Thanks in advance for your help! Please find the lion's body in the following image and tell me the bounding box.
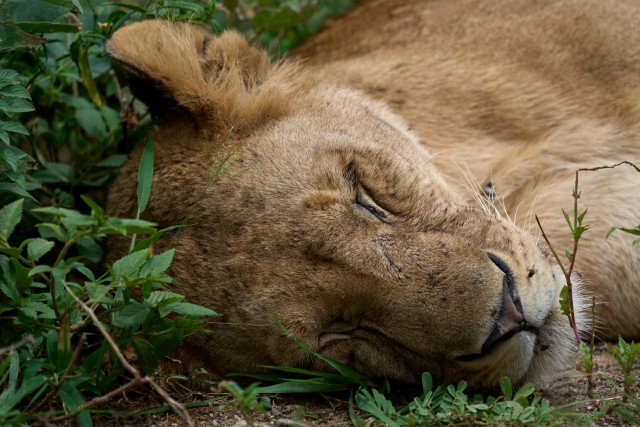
[105,0,639,388]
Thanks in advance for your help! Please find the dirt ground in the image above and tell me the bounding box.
[95,342,638,427]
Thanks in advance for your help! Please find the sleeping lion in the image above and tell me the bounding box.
[105,0,640,389]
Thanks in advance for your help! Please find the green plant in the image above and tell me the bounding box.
[221,380,272,426]
[0,0,360,424]
[608,394,640,425]
[350,373,576,427]
[605,337,640,401]
[0,69,37,206]
[536,163,640,396]
[0,133,216,425]
[535,169,587,346]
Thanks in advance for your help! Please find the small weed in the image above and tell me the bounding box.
[220,381,271,426]
[537,162,640,425]
[350,373,570,426]
[605,337,640,401]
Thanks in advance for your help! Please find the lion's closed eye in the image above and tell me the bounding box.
[356,188,388,221]
[343,163,389,221]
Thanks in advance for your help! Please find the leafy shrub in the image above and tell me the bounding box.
[0,0,354,424]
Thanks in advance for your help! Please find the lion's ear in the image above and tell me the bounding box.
[106,21,274,131]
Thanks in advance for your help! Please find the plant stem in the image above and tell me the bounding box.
[54,281,194,427]
[535,215,581,344]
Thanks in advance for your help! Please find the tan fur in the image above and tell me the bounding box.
[105,0,639,388]
[296,0,640,339]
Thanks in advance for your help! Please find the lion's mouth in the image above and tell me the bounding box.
[455,327,537,362]
[456,253,538,361]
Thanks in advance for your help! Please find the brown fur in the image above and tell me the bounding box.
[105,0,639,388]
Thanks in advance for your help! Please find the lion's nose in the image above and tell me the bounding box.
[483,253,527,352]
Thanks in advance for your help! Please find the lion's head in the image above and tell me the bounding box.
[106,21,581,389]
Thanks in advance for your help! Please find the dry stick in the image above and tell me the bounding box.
[0,334,35,355]
[37,282,195,427]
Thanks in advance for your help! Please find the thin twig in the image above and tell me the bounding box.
[535,215,581,344]
[577,160,640,175]
[0,334,36,355]
[34,282,195,426]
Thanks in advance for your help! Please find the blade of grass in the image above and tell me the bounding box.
[130,136,154,253]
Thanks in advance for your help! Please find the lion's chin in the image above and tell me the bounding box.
[443,330,537,389]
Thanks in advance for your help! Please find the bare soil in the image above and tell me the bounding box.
[95,342,639,426]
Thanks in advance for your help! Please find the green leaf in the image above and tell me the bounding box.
[112,303,150,328]
[75,106,106,140]
[0,182,38,202]
[0,143,18,170]
[136,137,154,215]
[159,302,217,318]
[421,372,433,394]
[86,283,111,304]
[58,382,92,427]
[100,105,121,134]
[27,238,55,262]
[355,390,399,427]
[111,249,148,282]
[96,154,128,168]
[577,209,588,225]
[145,290,183,307]
[140,249,174,277]
[28,265,52,277]
[12,22,80,34]
[42,0,83,14]
[500,376,513,400]
[257,379,349,394]
[0,276,19,300]
[132,338,158,374]
[619,226,640,236]
[565,250,573,262]
[5,97,35,113]
[512,383,535,402]
[36,162,74,183]
[77,43,102,106]
[80,195,104,216]
[76,236,102,264]
[0,198,23,240]
[0,24,47,51]
[0,120,29,135]
[0,84,31,99]
[0,69,19,81]
[20,301,55,318]
[10,258,31,291]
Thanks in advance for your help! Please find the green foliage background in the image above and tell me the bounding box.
[0,0,353,425]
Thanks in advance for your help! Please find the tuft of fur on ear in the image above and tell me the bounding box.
[106,20,293,135]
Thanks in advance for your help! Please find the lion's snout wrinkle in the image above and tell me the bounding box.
[105,0,640,390]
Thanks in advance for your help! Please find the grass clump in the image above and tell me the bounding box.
[352,374,563,427]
